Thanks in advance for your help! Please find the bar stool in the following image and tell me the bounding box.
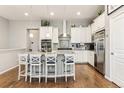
[64,53,75,82]
[29,53,42,83]
[45,53,57,83]
[18,53,29,81]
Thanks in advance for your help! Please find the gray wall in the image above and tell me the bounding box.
[0,16,9,48]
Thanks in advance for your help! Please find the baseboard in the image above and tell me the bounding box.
[0,65,18,75]
[105,75,112,82]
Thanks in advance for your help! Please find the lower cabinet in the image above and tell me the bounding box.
[74,50,88,63]
[87,51,94,66]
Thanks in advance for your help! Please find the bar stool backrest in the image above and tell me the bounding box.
[46,53,57,64]
[30,54,41,64]
[65,54,75,63]
[18,54,28,64]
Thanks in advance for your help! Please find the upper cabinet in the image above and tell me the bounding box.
[40,27,53,39]
[40,26,59,43]
[71,27,82,43]
[52,27,59,43]
[71,27,90,43]
[91,12,105,33]
[86,25,92,43]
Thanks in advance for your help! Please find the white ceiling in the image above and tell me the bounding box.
[0,5,104,21]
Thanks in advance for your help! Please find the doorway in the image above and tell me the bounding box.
[27,29,39,51]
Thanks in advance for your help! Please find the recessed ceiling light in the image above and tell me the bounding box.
[76,12,81,16]
[24,12,29,16]
[50,12,54,16]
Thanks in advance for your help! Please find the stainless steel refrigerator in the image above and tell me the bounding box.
[94,30,105,75]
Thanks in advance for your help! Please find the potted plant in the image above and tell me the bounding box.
[41,20,50,26]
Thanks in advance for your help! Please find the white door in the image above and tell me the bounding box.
[110,10,124,87]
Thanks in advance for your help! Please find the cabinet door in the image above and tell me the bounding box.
[82,51,88,62]
[80,28,86,43]
[40,28,46,40]
[87,51,94,66]
[85,26,91,43]
[89,51,94,66]
[71,27,88,43]
[74,51,79,63]
[96,12,105,31]
[40,27,52,39]
[52,27,58,43]
[75,51,88,63]
[91,23,96,34]
[71,28,81,43]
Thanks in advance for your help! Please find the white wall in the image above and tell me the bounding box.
[9,20,40,48]
[0,49,25,74]
[105,6,110,78]
[0,16,9,48]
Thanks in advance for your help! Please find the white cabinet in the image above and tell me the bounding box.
[71,27,89,43]
[91,22,97,34]
[52,27,59,43]
[75,50,87,63]
[40,27,59,43]
[91,12,105,34]
[71,28,81,43]
[86,25,92,43]
[96,12,105,31]
[87,51,94,66]
[80,28,87,43]
[40,27,52,39]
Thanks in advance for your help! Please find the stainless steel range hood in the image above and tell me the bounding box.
[58,20,71,48]
[59,20,71,38]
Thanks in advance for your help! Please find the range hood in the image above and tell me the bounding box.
[58,20,71,48]
[59,20,70,38]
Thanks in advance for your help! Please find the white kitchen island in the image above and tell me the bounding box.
[23,50,75,78]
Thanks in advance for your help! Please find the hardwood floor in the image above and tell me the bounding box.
[0,64,119,88]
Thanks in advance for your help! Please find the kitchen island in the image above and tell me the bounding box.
[21,50,75,78]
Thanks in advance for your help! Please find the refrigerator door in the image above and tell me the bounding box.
[96,39,105,75]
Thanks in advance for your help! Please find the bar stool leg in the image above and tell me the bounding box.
[55,65,56,83]
[39,65,41,83]
[45,65,47,83]
[43,64,44,79]
[65,64,67,82]
[30,65,32,83]
[25,64,27,82]
[73,64,75,81]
